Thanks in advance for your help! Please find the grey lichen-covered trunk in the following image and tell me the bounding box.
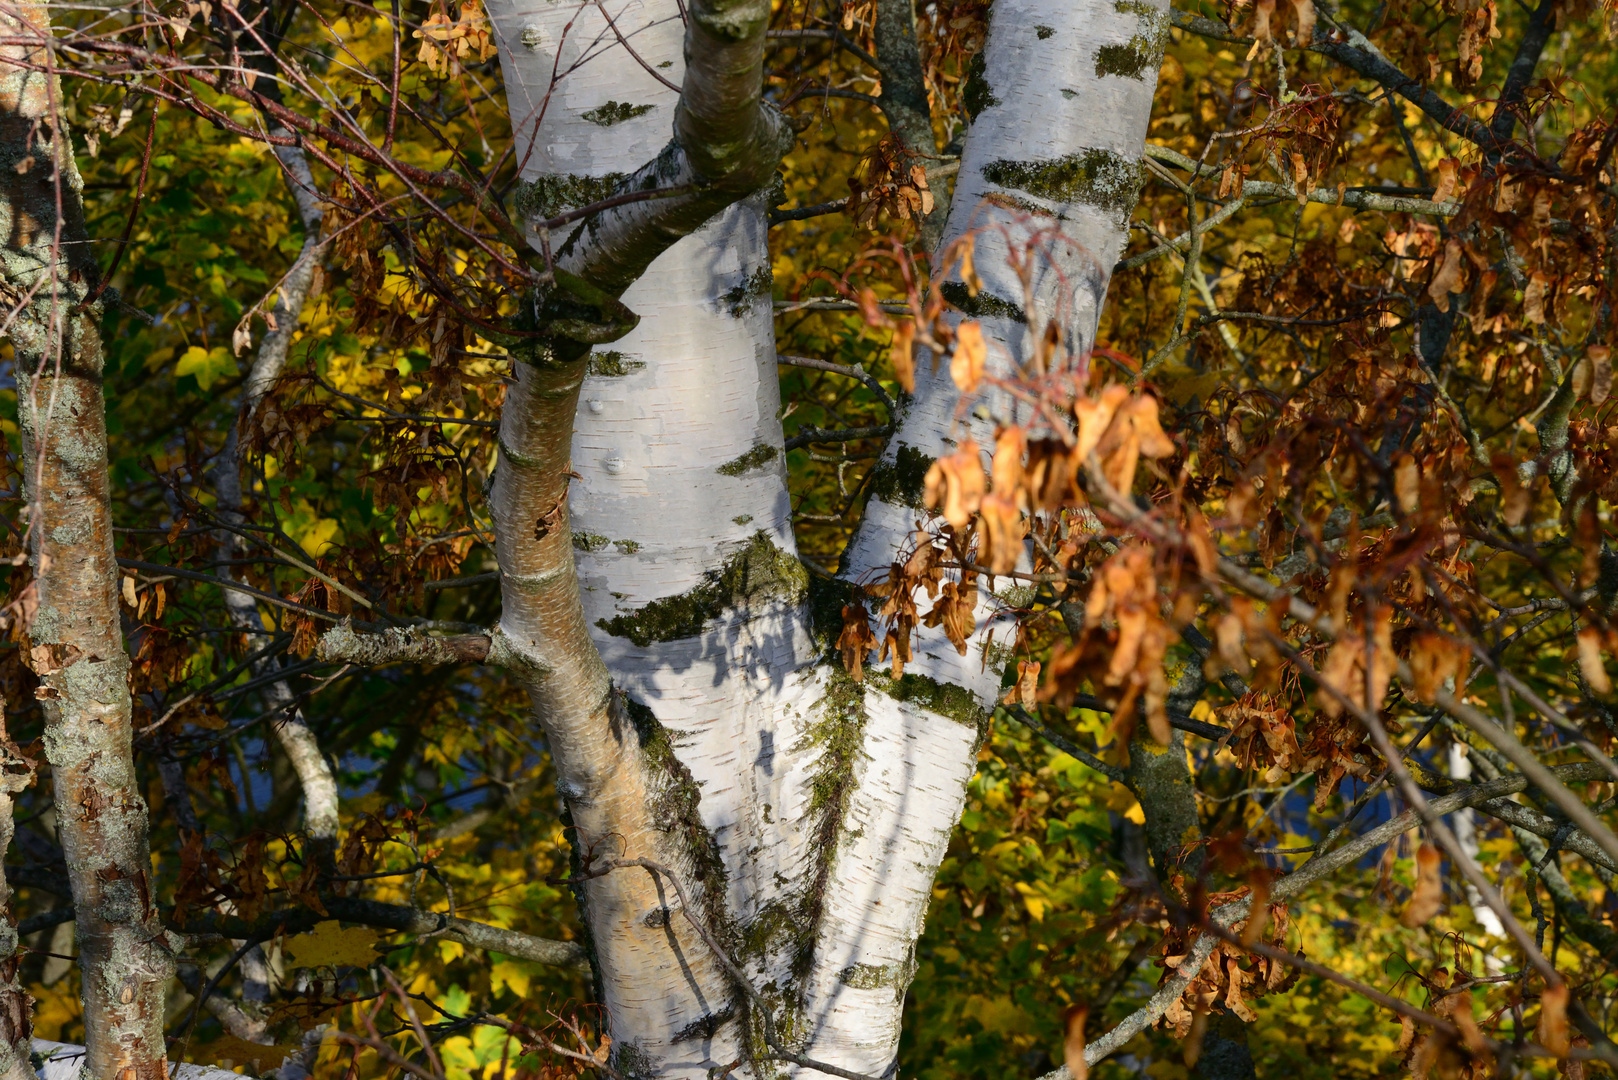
[0,730,36,1080]
[2,4,175,1075]
[482,0,1168,1074]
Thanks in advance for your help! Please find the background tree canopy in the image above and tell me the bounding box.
[0,0,1615,1076]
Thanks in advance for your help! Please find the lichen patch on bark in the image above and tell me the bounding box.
[980,148,1146,214]
[595,531,808,646]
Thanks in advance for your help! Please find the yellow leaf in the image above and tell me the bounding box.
[490,959,531,998]
[1014,881,1048,922]
[175,345,237,392]
[283,920,382,969]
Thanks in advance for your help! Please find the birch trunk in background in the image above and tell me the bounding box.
[1,5,174,1075]
[1448,743,1507,945]
[213,133,339,855]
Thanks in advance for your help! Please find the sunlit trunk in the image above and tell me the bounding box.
[485,0,1167,1072]
[1,5,172,1073]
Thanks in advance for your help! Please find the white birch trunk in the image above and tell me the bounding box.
[486,0,1166,1073]
[841,0,1170,692]
[1447,744,1507,949]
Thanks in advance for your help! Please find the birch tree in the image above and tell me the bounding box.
[3,0,1618,1077]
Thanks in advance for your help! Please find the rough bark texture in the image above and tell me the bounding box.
[0,737,34,1080]
[1,5,176,1075]
[873,0,949,251]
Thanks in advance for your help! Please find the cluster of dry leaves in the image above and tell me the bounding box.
[846,134,937,228]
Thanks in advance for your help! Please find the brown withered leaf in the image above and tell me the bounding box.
[1290,0,1314,46]
[1400,843,1444,928]
[952,321,987,393]
[1025,439,1082,511]
[1428,239,1465,312]
[922,573,978,655]
[838,601,878,681]
[956,234,983,297]
[1407,631,1468,702]
[923,441,985,530]
[990,426,1025,500]
[976,494,1025,575]
[1589,345,1612,406]
[1537,984,1570,1057]
[1063,1004,1088,1080]
[1394,452,1420,513]
[890,320,917,393]
[1073,384,1129,463]
[1524,272,1548,324]
[1577,627,1612,694]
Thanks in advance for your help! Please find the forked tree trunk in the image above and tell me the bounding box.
[486,0,1167,1074]
[1,5,173,1075]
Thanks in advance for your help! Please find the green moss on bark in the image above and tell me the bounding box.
[721,265,774,317]
[866,443,935,508]
[512,173,627,222]
[866,670,987,731]
[962,49,998,121]
[623,695,734,924]
[1096,2,1169,80]
[981,148,1146,214]
[596,531,808,646]
[587,350,646,377]
[717,443,781,476]
[940,281,1028,323]
[581,101,656,126]
[838,955,917,1001]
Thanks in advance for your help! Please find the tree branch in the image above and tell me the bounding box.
[315,620,492,666]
